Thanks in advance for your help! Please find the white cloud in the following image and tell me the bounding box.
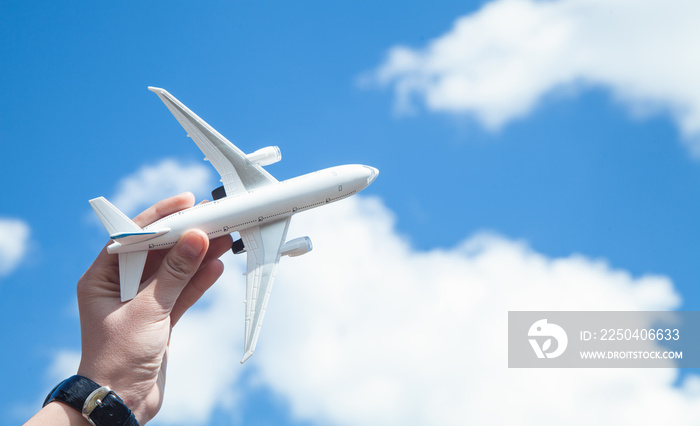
[0,218,30,277]
[152,196,700,425]
[64,160,700,424]
[47,350,81,384]
[111,159,214,216]
[367,0,700,152]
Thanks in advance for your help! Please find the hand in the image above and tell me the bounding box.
[27,193,232,425]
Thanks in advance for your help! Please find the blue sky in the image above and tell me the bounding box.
[4,1,700,424]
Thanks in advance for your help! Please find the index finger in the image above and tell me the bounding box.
[132,192,196,227]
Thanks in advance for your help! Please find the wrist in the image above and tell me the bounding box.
[76,367,146,422]
[42,375,140,426]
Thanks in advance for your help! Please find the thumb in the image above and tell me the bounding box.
[148,229,209,311]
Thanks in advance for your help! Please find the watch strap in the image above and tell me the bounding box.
[44,375,139,426]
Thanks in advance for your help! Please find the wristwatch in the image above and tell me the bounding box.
[43,375,140,426]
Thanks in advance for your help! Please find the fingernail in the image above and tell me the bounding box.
[181,231,206,258]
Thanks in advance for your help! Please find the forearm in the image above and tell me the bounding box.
[24,402,90,425]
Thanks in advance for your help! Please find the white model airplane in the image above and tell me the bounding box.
[90,87,378,363]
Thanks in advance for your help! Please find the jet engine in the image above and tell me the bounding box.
[247,146,281,166]
[231,238,246,254]
[212,185,227,200]
[280,236,313,257]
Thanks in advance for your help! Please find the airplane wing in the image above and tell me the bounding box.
[238,217,290,363]
[148,87,277,196]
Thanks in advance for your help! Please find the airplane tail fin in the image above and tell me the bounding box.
[89,197,141,236]
[89,197,171,244]
[89,197,150,302]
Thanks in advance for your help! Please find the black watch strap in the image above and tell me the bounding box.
[44,375,139,426]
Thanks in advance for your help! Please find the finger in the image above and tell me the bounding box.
[132,192,195,227]
[143,229,209,311]
[203,234,233,264]
[141,230,231,287]
[170,259,224,326]
[137,233,231,308]
[136,193,199,279]
[140,250,168,283]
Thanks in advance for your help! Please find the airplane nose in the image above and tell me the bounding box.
[364,166,379,185]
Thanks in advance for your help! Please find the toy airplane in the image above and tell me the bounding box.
[90,87,378,363]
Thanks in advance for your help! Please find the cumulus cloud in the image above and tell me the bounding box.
[367,0,700,152]
[64,158,700,425]
[149,196,698,425]
[0,218,30,277]
[111,159,214,216]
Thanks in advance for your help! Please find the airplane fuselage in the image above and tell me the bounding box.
[107,164,377,254]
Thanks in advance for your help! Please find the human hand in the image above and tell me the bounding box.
[69,192,231,424]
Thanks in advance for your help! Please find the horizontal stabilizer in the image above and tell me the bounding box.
[110,228,170,245]
[118,251,148,301]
